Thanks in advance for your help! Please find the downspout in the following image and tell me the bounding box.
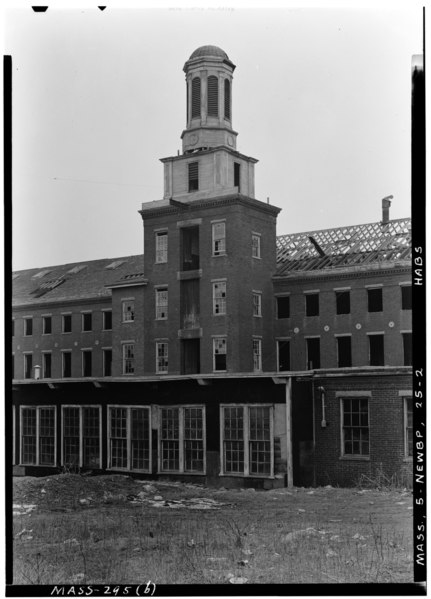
[285,376,293,488]
[311,381,316,487]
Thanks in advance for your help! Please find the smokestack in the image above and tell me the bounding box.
[381,195,393,224]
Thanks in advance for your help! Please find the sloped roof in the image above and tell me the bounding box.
[13,255,144,307]
[275,218,411,276]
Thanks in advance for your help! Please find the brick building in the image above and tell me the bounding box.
[11,45,412,487]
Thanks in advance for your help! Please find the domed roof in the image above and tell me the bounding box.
[189,45,229,60]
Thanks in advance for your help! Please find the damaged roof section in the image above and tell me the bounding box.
[275,218,411,275]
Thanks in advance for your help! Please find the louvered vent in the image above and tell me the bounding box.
[224,79,231,120]
[191,77,201,118]
[188,162,199,192]
[207,76,218,116]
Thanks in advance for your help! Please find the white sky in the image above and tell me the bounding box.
[5,2,423,271]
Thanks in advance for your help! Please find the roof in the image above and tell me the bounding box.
[275,218,411,276]
[13,255,145,307]
[189,45,229,60]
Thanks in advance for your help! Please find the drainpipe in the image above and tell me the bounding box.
[285,377,293,488]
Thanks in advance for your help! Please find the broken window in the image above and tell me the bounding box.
[402,332,412,366]
[82,312,92,332]
[155,231,168,264]
[62,351,72,378]
[306,337,320,369]
[276,296,290,319]
[337,336,352,368]
[63,406,101,469]
[181,280,199,329]
[305,293,319,317]
[122,300,135,322]
[156,342,168,374]
[213,281,226,315]
[277,340,290,372]
[21,406,56,466]
[253,338,262,372]
[181,226,199,271]
[212,222,226,256]
[108,406,150,472]
[367,288,383,312]
[336,290,350,315]
[155,288,168,320]
[368,334,384,366]
[123,343,135,374]
[213,337,227,371]
[342,398,369,456]
[401,285,412,310]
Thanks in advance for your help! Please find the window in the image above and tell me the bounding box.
[12,320,15,337]
[108,407,151,472]
[12,354,15,379]
[277,340,290,372]
[342,398,369,457]
[337,336,352,368]
[156,342,168,374]
[369,334,384,366]
[401,285,412,310]
[188,162,199,192]
[156,231,168,264]
[155,288,168,320]
[336,290,350,315]
[42,316,52,335]
[213,281,226,315]
[42,353,52,379]
[402,332,412,366]
[404,396,413,458]
[212,222,226,256]
[213,337,227,371]
[305,293,319,316]
[82,312,92,332]
[253,339,262,372]
[24,318,33,336]
[63,406,101,468]
[62,351,72,378]
[253,292,262,317]
[103,311,112,330]
[276,296,290,319]
[122,300,135,323]
[24,354,33,379]
[207,75,218,116]
[221,405,273,476]
[160,406,205,473]
[234,162,241,192]
[191,77,201,119]
[62,314,72,333]
[103,349,112,377]
[367,288,383,312]
[252,233,261,259]
[224,79,231,120]
[123,343,135,374]
[21,406,56,466]
[82,350,92,377]
[306,338,320,369]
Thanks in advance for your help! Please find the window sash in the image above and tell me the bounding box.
[122,301,135,322]
[213,338,227,371]
[404,397,413,457]
[160,406,205,473]
[156,342,169,373]
[123,344,135,374]
[212,222,226,255]
[156,289,168,319]
[253,293,262,317]
[252,235,261,258]
[21,407,56,466]
[213,282,226,315]
[155,232,168,264]
[63,406,101,468]
[108,406,151,472]
[253,339,262,372]
[342,398,369,456]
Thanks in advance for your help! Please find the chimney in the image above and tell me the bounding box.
[381,195,393,224]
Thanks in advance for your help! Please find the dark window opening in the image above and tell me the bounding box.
[63,352,72,378]
[306,338,320,369]
[181,279,200,329]
[82,313,92,332]
[181,339,200,375]
[43,353,52,378]
[403,333,412,366]
[12,320,15,337]
[103,349,112,377]
[63,314,72,333]
[83,351,92,377]
[191,77,201,118]
[401,286,412,310]
[103,311,112,330]
[369,334,384,366]
[277,296,290,319]
[188,162,199,192]
[305,293,319,317]
[12,355,14,379]
[336,291,350,315]
[234,162,240,192]
[337,336,352,367]
[224,79,231,120]
[43,316,52,335]
[24,318,33,336]
[24,354,32,379]
[181,226,200,270]
[367,288,383,312]
[207,75,218,116]
[278,341,290,371]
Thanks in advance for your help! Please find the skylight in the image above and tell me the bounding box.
[105,260,127,270]
[68,265,88,274]
[32,269,52,279]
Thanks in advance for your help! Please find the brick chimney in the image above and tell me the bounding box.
[381,195,393,224]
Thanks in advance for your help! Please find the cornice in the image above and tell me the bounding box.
[12,295,112,312]
[273,264,411,284]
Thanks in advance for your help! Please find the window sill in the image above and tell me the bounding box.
[253,315,262,318]
[107,467,151,474]
[158,470,206,476]
[403,457,413,463]
[213,370,227,374]
[339,455,370,461]
[212,253,227,258]
[219,473,275,479]
[252,256,262,260]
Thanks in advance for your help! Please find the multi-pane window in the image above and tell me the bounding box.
[155,288,168,320]
[402,332,412,366]
[207,75,218,116]
[367,288,383,312]
[342,398,369,456]
[63,406,101,468]
[335,290,350,315]
[213,337,227,371]
[221,405,272,476]
[188,162,199,192]
[404,396,413,458]
[24,318,33,336]
[191,77,201,119]
[305,293,319,316]
[103,310,112,330]
[306,337,320,369]
[108,407,150,472]
[123,343,135,374]
[252,234,261,259]
[24,354,33,379]
[368,334,384,366]
[276,296,290,319]
[62,351,72,378]
[122,300,135,322]
[82,350,92,377]
[213,281,226,315]
[42,316,52,335]
[21,407,56,466]
[82,312,92,332]
[401,285,412,310]
[42,353,52,379]
[160,406,205,473]
[337,336,352,368]
[253,292,262,317]
[156,342,168,374]
[212,222,226,256]
[253,338,262,372]
[277,340,290,372]
[156,231,168,264]
[103,349,112,377]
[62,314,72,333]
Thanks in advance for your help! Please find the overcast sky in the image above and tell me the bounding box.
[5,3,422,271]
